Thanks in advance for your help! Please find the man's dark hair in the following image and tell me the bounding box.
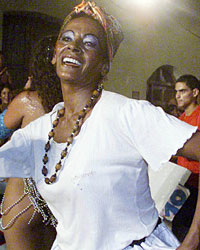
[176,74,200,91]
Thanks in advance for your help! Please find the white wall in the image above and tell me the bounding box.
[105,0,200,99]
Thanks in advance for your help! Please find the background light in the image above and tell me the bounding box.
[111,0,161,9]
[133,0,159,8]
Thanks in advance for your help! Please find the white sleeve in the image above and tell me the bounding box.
[0,127,33,178]
[121,99,197,170]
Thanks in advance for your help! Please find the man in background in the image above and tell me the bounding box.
[172,74,200,241]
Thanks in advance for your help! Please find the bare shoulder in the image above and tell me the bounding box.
[6,90,41,115]
[5,90,45,129]
[13,90,40,104]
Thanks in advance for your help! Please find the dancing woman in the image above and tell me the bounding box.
[0,1,200,249]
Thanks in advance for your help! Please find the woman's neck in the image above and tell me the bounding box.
[61,82,98,115]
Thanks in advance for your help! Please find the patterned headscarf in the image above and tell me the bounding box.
[58,0,124,67]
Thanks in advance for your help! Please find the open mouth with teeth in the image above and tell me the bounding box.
[62,57,82,66]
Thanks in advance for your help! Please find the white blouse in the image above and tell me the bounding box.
[0,90,197,250]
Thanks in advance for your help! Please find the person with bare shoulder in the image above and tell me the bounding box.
[0,84,12,146]
[0,35,62,250]
[0,84,12,113]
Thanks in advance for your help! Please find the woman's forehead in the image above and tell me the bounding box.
[63,16,105,36]
[61,16,108,53]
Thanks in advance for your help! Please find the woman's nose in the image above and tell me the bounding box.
[67,41,81,53]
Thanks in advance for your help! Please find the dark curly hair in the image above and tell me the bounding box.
[176,74,200,91]
[28,35,62,112]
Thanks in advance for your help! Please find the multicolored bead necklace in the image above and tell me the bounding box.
[42,84,103,184]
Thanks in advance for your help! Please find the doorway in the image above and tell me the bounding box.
[2,11,62,89]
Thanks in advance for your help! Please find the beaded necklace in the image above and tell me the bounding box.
[42,84,103,184]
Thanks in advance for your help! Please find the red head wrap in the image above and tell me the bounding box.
[58,0,124,67]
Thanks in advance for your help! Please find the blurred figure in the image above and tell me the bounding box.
[0,84,11,113]
[0,35,62,250]
[0,51,12,89]
[0,84,12,146]
[172,74,200,242]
